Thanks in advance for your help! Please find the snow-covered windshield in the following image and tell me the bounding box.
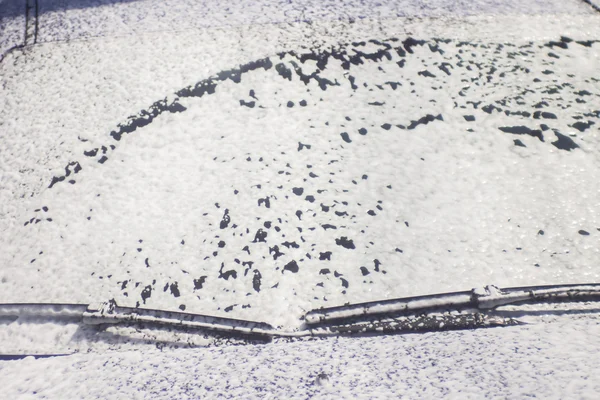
[2,1,600,398]
[1,0,600,331]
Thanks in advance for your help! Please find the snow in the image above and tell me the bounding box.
[3,19,600,329]
[1,0,600,396]
[0,0,25,59]
[1,312,600,398]
[32,0,599,44]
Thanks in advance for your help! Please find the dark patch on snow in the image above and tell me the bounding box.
[240,100,255,108]
[283,260,299,273]
[169,282,180,297]
[269,245,284,260]
[48,162,83,188]
[407,114,443,130]
[193,276,207,290]
[571,121,594,132]
[335,237,355,249]
[298,142,311,151]
[252,270,262,292]
[258,197,271,208]
[438,63,453,75]
[533,111,557,119]
[220,209,231,229]
[552,132,579,151]
[403,37,426,54]
[418,70,436,78]
[216,262,237,281]
[498,126,544,142]
[253,229,268,243]
[141,285,152,304]
[373,259,381,272]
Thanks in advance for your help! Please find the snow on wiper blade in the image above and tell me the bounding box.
[320,313,524,336]
[303,283,600,326]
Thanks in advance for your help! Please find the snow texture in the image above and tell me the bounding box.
[1,0,596,58]
[0,0,26,59]
[31,0,600,44]
[3,26,600,329]
[2,0,600,397]
[1,312,599,398]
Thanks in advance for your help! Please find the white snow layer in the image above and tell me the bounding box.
[2,2,600,398]
[0,0,25,59]
[1,313,600,399]
[1,0,596,56]
[2,12,600,329]
[32,0,600,44]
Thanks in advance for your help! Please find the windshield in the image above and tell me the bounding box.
[2,0,600,397]
[2,0,600,356]
[3,32,600,327]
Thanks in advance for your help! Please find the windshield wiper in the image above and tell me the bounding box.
[1,283,599,350]
[304,283,600,325]
[302,283,600,336]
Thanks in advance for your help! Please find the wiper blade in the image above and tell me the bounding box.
[304,283,600,327]
[83,300,276,339]
[0,301,275,339]
[1,283,598,352]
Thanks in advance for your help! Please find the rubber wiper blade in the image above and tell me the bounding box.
[303,283,600,327]
[3,283,599,344]
[0,301,275,339]
[82,300,276,338]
